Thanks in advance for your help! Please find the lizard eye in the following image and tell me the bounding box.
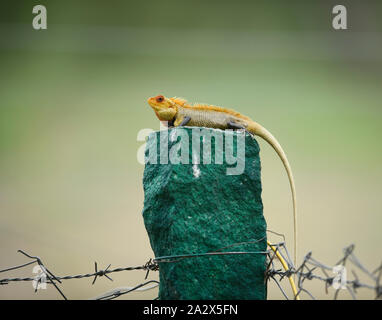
[156,95,164,103]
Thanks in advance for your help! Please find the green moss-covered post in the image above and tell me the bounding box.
[142,127,267,300]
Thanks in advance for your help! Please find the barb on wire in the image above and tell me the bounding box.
[93,280,160,300]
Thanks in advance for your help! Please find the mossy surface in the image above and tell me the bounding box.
[142,127,267,300]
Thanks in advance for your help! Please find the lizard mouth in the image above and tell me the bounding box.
[147,99,158,111]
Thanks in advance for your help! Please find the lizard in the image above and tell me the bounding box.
[147,94,298,267]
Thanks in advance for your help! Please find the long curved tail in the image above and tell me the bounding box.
[247,121,298,267]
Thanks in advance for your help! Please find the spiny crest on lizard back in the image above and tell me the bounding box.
[169,97,187,106]
[184,103,252,122]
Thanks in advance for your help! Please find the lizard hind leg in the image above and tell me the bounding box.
[227,121,244,130]
[227,121,253,138]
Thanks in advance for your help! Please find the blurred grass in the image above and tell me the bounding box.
[0,0,381,299]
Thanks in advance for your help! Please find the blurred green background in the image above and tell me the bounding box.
[0,0,381,299]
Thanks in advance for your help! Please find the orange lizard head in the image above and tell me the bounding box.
[147,95,177,121]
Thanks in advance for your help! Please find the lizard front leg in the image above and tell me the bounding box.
[174,116,191,127]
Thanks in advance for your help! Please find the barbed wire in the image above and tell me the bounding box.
[265,241,382,300]
[0,249,159,300]
[0,236,381,300]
